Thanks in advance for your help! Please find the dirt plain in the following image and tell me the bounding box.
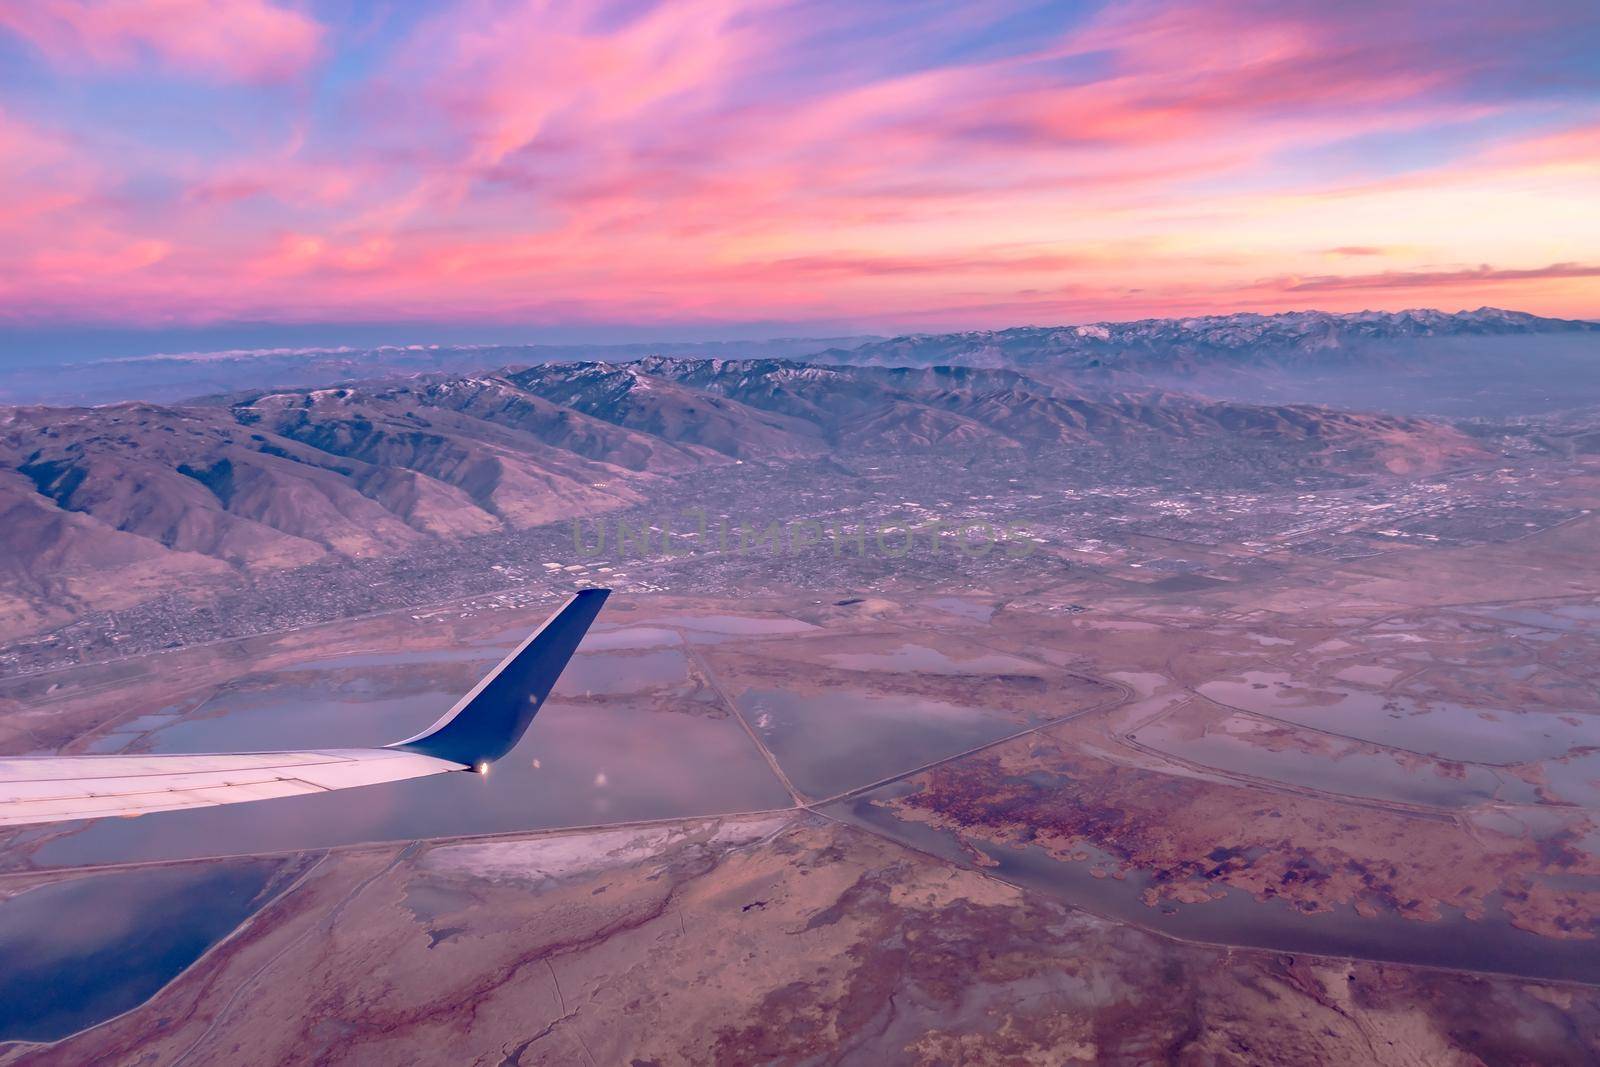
[2,499,1600,1062]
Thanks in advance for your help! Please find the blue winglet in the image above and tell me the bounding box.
[388,588,610,767]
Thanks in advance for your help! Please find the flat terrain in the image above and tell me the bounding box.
[9,815,1600,1066]
[2,530,1600,1061]
[4,398,1600,1062]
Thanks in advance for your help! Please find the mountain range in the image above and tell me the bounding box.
[819,308,1599,372]
[0,357,1485,636]
[4,308,1595,411]
[0,336,881,407]
[818,309,1600,417]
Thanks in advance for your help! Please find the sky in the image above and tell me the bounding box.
[1,0,1598,354]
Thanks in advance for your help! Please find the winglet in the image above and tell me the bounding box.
[388,588,610,767]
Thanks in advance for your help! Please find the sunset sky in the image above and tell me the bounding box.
[2,0,1597,348]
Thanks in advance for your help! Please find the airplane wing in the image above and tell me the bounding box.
[0,588,609,828]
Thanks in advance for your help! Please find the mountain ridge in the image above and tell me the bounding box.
[0,354,1492,636]
[818,308,1600,372]
[6,308,1595,410]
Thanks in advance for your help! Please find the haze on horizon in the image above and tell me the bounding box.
[1,0,1598,349]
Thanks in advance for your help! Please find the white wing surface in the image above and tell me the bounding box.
[0,749,463,826]
[0,588,609,828]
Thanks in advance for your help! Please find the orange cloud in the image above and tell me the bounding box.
[1277,262,1600,292]
[0,0,1596,328]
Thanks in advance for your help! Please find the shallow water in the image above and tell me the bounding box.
[550,649,691,695]
[82,732,144,754]
[132,644,684,755]
[1536,749,1600,808]
[579,626,685,651]
[820,643,1036,675]
[827,787,1600,984]
[1199,670,1599,764]
[1132,715,1536,808]
[923,597,996,621]
[623,614,819,638]
[1331,664,1405,686]
[737,687,1038,800]
[0,861,280,1041]
[146,685,462,753]
[1462,603,1600,633]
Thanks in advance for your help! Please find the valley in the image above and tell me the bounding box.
[4,307,1600,1061]
[0,332,1532,658]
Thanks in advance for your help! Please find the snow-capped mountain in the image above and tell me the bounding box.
[822,308,1599,373]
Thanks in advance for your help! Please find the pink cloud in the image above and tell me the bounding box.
[0,1,1596,327]
[1479,121,1600,171]
[0,109,90,223]
[0,0,323,83]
